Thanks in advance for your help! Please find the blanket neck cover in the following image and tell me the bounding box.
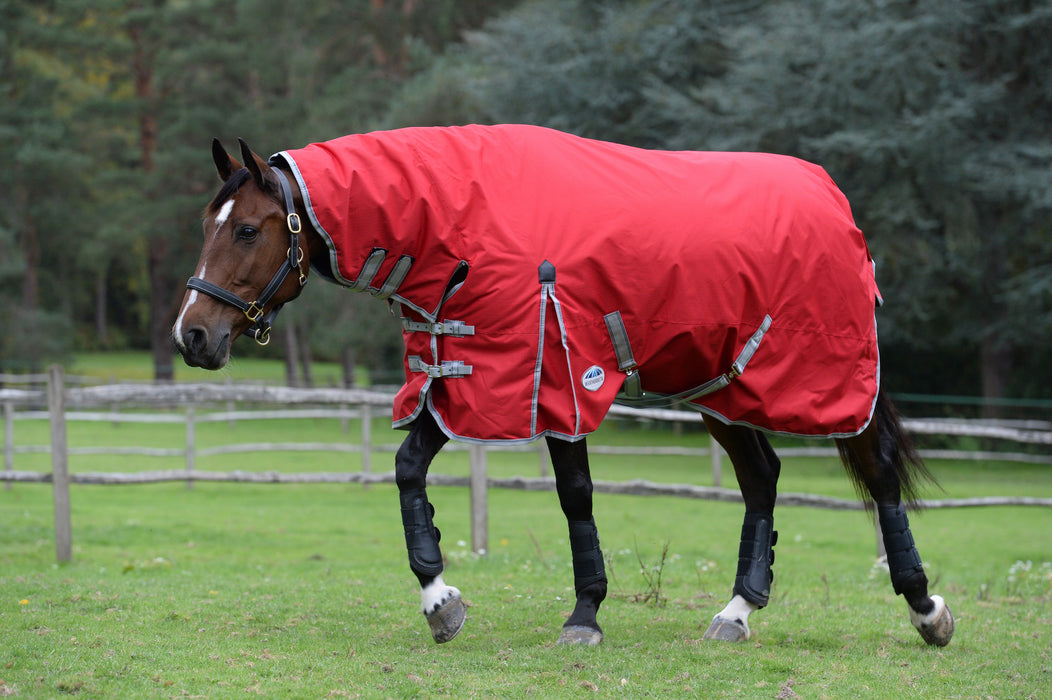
[272,125,882,443]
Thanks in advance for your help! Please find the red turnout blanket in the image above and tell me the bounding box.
[273,125,881,443]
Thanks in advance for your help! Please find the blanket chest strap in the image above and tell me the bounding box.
[348,248,388,291]
[402,319,476,337]
[371,254,414,300]
[408,356,473,378]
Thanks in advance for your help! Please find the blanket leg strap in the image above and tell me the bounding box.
[733,512,777,607]
[604,313,773,405]
[603,311,642,398]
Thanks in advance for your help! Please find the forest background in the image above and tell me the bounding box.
[2,0,1050,415]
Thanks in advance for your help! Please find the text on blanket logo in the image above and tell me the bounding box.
[582,365,605,391]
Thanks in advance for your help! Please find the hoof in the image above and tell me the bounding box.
[425,593,467,644]
[911,595,954,647]
[702,615,750,642]
[558,624,603,646]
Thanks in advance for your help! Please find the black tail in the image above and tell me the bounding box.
[836,388,937,508]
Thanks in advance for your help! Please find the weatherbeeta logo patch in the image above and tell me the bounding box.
[582,365,605,391]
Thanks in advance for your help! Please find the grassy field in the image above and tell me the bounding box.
[65,351,350,386]
[2,479,1050,698]
[2,353,1050,697]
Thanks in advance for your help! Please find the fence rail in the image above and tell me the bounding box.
[3,367,1051,564]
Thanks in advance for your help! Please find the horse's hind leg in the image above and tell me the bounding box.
[702,416,781,642]
[395,410,466,643]
[547,436,607,646]
[836,392,954,646]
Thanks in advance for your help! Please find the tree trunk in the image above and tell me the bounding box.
[95,268,108,346]
[130,21,175,383]
[284,324,301,387]
[980,332,1013,419]
[298,331,314,387]
[341,345,356,388]
[15,186,43,372]
[16,185,39,312]
[149,237,175,382]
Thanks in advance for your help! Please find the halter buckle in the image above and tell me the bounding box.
[286,212,302,234]
[244,301,265,323]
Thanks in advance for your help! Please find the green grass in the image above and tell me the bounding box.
[2,353,1050,696]
[1,481,1050,698]
[65,350,349,386]
[3,412,1052,698]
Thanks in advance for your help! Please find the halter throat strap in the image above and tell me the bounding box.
[185,167,306,346]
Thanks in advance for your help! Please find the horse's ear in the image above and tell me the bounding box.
[238,137,275,193]
[212,138,242,182]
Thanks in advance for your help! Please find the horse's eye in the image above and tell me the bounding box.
[236,225,259,242]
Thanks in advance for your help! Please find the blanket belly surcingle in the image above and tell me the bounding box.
[273,124,882,443]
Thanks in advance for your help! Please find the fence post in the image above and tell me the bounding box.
[4,401,13,490]
[709,432,723,488]
[47,365,72,563]
[537,437,549,477]
[225,377,236,429]
[360,402,372,486]
[469,444,488,555]
[185,405,196,489]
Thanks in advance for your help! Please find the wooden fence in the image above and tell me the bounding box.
[3,366,1051,563]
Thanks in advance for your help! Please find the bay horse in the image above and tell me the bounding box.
[173,125,953,647]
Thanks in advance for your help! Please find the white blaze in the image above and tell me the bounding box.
[213,199,234,235]
[173,263,206,347]
[173,197,233,349]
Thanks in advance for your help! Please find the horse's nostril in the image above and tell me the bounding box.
[183,327,208,357]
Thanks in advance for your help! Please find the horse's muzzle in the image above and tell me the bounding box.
[174,326,230,370]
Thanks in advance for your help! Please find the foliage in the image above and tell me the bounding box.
[456,0,739,147]
[396,0,1052,401]
[0,0,515,381]
[0,0,91,369]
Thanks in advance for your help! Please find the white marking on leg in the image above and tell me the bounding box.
[908,593,954,646]
[909,593,946,628]
[173,263,206,347]
[713,594,759,637]
[420,574,461,614]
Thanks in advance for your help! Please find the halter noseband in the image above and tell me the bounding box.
[185,168,306,346]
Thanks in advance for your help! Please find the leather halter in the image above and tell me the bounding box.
[185,168,306,346]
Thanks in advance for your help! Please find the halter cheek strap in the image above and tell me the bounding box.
[185,168,306,346]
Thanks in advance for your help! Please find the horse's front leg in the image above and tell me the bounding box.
[395,410,466,643]
[702,416,781,642]
[547,436,607,646]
